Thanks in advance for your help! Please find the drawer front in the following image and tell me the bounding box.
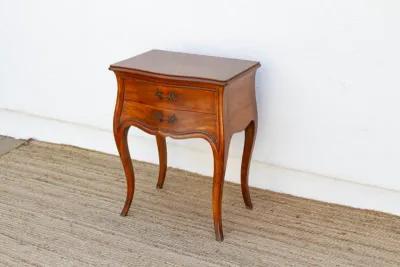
[124,78,216,114]
[121,101,217,138]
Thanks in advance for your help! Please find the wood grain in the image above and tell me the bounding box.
[111,50,260,241]
[110,49,260,84]
[124,77,217,114]
[121,101,217,141]
[156,135,167,189]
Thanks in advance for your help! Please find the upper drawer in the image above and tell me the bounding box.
[124,78,216,114]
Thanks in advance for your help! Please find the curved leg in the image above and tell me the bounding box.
[156,135,167,189]
[211,135,231,241]
[241,120,257,209]
[114,125,135,216]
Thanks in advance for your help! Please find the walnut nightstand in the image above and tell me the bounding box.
[109,50,260,241]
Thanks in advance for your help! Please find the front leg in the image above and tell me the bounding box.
[114,124,135,216]
[210,135,231,241]
[156,135,167,189]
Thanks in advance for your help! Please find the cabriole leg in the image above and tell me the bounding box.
[156,135,167,189]
[114,125,135,216]
[240,120,257,209]
[210,136,231,241]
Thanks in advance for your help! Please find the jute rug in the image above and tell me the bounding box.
[0,140,399,266]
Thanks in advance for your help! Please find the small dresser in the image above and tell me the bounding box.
[109,50,260,241]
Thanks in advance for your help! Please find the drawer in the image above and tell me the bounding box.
[124,78,216,114]
[121,101,217,138]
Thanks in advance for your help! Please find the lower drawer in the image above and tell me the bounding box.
[121,101,217,139]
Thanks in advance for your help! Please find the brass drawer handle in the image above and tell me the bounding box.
[153,111,177,124]
[155,89,177,102]
[167,114,177,124]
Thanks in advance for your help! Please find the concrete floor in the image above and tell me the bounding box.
[0,136,26,156]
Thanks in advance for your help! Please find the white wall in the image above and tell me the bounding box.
[1,1,400,215]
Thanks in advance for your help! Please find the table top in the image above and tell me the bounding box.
[109,50,260,83]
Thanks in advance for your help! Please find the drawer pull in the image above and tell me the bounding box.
[152,111,177,124]
[155,90,177,102]
[167,114,177,124]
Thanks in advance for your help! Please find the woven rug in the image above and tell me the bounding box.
[0,140,399,266]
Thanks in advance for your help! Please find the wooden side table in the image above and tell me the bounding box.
[109,50,260,241]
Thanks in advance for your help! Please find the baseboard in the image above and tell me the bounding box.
[1,108,400,216]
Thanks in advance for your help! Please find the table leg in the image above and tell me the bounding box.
[241,120,257,209]
[156,135,167,189]
[114,125,135,216]
[211,135,231,241]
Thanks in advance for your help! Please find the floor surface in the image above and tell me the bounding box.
[0,138,399,266]
[0,135,25,156]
